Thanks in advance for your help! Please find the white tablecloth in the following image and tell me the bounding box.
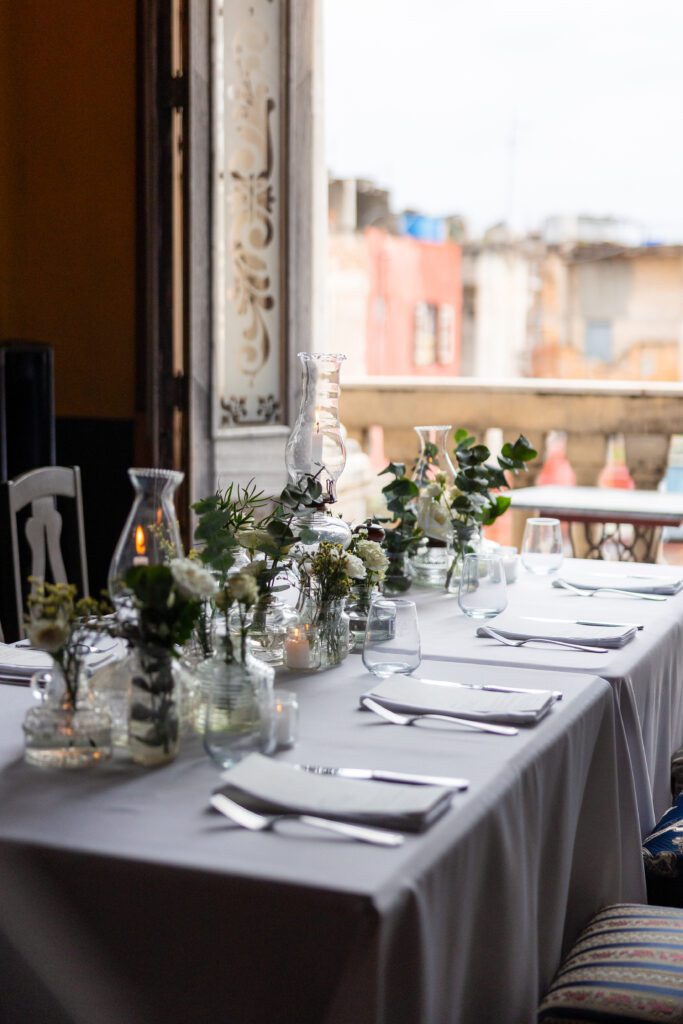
[0,656,644,1024]
[417,558,683,833]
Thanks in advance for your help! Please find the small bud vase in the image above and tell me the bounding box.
[24,660,112,769]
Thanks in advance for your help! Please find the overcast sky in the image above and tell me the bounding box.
[323,0,683,241]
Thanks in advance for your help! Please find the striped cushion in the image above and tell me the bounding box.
[538,903,683,1023]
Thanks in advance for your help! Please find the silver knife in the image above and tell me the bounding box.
[521,615,644,631]
[415,676,563,700]
[296,765,469,790]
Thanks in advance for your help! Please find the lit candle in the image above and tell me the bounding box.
[311,410,324,468]
[498,546,518,584]
[285,626,311,670]
[272,689,299,750]
[133,524,149,566]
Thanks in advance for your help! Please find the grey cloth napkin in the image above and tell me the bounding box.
[558,573,683,596]
[214,753,453,832]
[0,639,125,683]
[364,675,556,725]
[477,614,636,649]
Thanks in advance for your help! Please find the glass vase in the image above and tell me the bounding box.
[239,593,293,666]
[285,352,351,547]
[315,598,350,669]
[24,661,112,769]
[108,468,184,607]
[409,425,457,588]
[445,526,482,592]
[127,644,181,767]
[346,581,379,652]
[199,642,275,769]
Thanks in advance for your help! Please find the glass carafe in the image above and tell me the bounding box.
[409,426,457,587]
[108,468,184,606]
[285,352,351,548]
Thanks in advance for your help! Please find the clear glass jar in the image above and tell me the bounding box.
[239,593,294,666]
[24,661,112,769]
[107,468,184,608]
[446,526,482,592]
[199,642,275,769]
[346,581,379,652]
[127,644,181,767]
[315,598,350,669]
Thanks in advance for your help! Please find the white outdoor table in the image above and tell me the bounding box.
[417,557,683,833]
[510,484,683,560]
[0,658,643,1024]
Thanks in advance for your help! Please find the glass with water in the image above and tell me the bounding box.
[362,597,421,679]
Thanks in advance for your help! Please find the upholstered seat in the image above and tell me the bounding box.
[643,794,683,908]
[538,903,683,1023]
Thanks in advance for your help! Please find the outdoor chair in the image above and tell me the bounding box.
[0,466,89,642]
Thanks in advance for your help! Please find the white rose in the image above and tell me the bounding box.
[416,495,451,542]
[423,482,443,499]
[343,552,367,580]
[170,558,218,600]
[227,573,259,607]
[355,539,389,575]
[28,616,70,654]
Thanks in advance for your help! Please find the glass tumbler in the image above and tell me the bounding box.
[521,517,564,575]
[458,553,507,619]
[362,597,421,679]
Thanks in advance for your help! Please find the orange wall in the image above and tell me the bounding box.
[0,0,136,419]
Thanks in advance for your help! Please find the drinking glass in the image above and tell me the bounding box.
[362,597,421,679]
[521,517,564,574]
[458,553,508,619]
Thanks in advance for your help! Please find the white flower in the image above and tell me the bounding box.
[354,539,389,575]
[28,616,70,654]
[227,572,259,607]
[416,495,451,542]
[423,482,443,499]
[343,552,367,580]
[235,528,272,551]
[170,558,218,600]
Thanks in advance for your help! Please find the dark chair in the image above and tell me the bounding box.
[0,466,89,641]
[538,903,683,1022]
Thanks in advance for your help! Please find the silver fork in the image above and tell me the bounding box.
[479,625,608,654]
[210,793,404,847]
[361,696,518,736]
[553,579,666,602]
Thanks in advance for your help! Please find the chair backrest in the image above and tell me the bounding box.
[0,466,89,641]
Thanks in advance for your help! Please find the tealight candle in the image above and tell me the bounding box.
[272,689,299,750]
[498,546,519,584]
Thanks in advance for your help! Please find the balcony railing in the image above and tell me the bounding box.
[341,376,683,490]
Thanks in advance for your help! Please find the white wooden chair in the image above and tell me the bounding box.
[0,466,89,641]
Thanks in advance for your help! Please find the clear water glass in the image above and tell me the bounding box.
[521,517,564,574]
[362,597,421,678]
[458,553,508,619]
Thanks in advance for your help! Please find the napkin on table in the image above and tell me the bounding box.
[556,572,683,596]
[363,674,556,726]
[0,638,125,683]
[214,753,452,832]
[477,614,636,649]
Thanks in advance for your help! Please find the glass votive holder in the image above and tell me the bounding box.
[272,689,299,750]
[284,623,321,672]
[498,546,519,584]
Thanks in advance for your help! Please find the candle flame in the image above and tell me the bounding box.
[135,525,146,556]
[315,409,321,433]
[156,507,163,526]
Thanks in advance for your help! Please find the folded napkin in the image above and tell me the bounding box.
[214,753,452,832]
[0,638,125,683]
[477,614,636,649]
[363,674,556,725]
[557,572,683,596]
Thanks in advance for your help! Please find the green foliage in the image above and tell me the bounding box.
[192,481,270,575]
[124,564,202,651]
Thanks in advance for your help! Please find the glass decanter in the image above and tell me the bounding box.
[409,425,457,587]
[108,468,184,606]
[285,353,351,548]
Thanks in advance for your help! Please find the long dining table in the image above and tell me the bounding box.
[418,557,683,835]
[0,575,652,1024]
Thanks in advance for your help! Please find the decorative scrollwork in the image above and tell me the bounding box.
[229,25,276,385]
